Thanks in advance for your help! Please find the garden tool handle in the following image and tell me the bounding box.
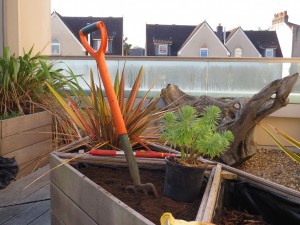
[89,150,177,158]
[79,21,127,136]
[79,22,106,58]
[79,21,141,186]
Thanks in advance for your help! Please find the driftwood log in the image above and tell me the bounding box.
[160,73,299,166]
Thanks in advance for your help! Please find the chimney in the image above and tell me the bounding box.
[216,23,223,42]
[272,11,289,25]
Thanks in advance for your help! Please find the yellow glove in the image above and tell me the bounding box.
[160,213,215,225]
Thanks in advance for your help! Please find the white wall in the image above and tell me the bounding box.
[225,29,261,57]
[51,13,85,56]
[5,0,51,56]
[178,23,229,57]
[272,23,293,57]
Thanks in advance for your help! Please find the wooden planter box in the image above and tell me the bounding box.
[50,153,159,225]
[0,111,52,178]
[50,149,236,225]
[51,150,300,225]
[200,163,300,224]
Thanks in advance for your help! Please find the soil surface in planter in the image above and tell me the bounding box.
[220,208,270,225]
[78,165,206,225]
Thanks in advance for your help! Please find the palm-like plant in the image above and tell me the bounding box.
[0,47,72,116]
[47,65,165,150]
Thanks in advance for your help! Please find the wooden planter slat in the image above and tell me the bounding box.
[202,160,300,201]
[51,211,68,225]
[4,138,52,166]
[202,164,222,223]
[198,162,300,223]
[0,111,51,138]
[50,154,156,225]
[16,152,51,179]
[0,111,52,178]
[51,183,98,225]
[54,152,166,169]
[0,124,52,155]
[196,166,216,221]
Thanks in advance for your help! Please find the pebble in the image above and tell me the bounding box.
[236,148,300,192]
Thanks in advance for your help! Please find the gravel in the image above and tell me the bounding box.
[236,147,300,192]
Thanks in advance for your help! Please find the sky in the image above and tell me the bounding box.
[51,0,300,48]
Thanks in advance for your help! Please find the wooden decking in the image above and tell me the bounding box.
[0,165,50,225]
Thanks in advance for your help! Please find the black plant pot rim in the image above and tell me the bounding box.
[165,156,208,170]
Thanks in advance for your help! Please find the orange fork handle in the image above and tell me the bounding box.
[79,22,127,136]
[79,22,142,186]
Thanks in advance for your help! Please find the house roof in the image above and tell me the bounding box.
[54,12,123,55]
[177,22,203,53]
[244,31,283,57]
[225,27,262,57]
[178,21,230,55]
[146,22,283,57]
[146,24,195,56]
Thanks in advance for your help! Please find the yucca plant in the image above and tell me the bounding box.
[161,105,234,165]
[258,124,300,164]
[46,65,165,150]
[0,47,73,117]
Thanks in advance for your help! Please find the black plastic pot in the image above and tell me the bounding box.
[163,156,206,202]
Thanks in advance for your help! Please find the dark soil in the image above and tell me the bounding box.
[219,208,270,225]
[78,165,205,225]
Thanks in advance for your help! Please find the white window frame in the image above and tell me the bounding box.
[200,48,208,57]
[51,40,60,55]
[93,39,101,50]
[158,44,168,55]
[265,48,274,58]
[234,47,242,57]
[94,39,111,53]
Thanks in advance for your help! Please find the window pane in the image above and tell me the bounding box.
[51,45,60,54]
[94,39,111,53]
[108,40,112,53]
[158,45,168,55]
[234,48,242,57]
[265,49,274,57]
[200,48,208,57]
[93,40,100,50]
[51,40,60,55]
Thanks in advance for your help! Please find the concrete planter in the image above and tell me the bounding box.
[0,111,52,178]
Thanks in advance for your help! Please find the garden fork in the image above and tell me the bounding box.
[79,21,158,197]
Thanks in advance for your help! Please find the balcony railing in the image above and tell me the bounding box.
[50,56,300,103]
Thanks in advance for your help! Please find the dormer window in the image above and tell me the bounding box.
[200,48,208,57]
[265,48,275,57]
[153,39,172,56]
[234,47,242,57]
[158,44,168,55]
[93,39,101,50]
[92,39,113,53]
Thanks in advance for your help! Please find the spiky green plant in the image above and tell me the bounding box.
[46,65,165,150]
[258,124,300,164]
[161,105,234,164]
[0,47,74,116]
